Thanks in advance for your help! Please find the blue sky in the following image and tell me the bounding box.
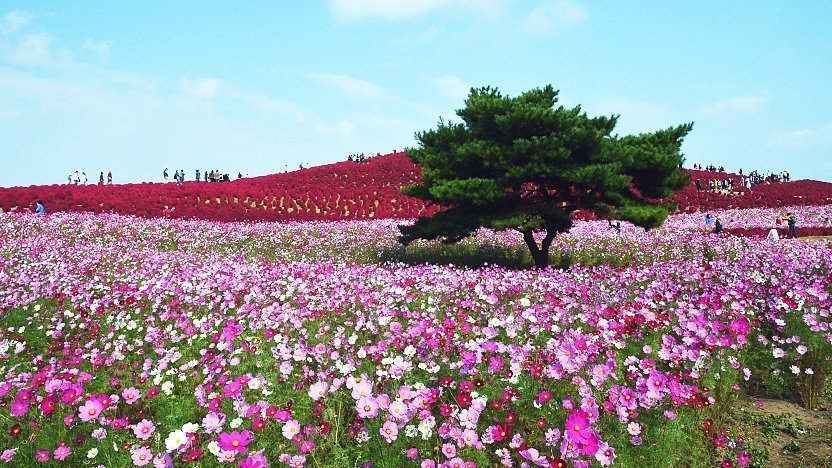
[1,1,830,187]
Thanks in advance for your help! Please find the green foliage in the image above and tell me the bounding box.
[401,84,692,267]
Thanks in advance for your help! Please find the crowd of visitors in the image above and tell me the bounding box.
[691,163,790,193]
[347,152,383,163]
[164,168,240,183]
[706,211,799,239]
[67,170,112,185]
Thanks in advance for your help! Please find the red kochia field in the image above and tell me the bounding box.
[2,154,832,220]
[0,153,439,221]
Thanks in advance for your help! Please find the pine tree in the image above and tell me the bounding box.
[399,85,692,268]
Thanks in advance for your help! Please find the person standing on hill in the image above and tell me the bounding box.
[163,168,169,182]
[174,170,180,184]
[196,169,201,182]
[107,171,113,185]
[99,172,104,185]
[35,200,45,216]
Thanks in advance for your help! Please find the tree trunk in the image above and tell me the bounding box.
[522,229,557,269]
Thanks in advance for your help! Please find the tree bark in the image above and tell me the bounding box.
[522,229,556,269]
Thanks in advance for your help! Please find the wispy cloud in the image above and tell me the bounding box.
[432,75,470,101]
[6,32,54,65]
[769,122,832,149]
[82,38,112,59]
[697,92,770,117]
[520,0,588,34]
[0,10,31,35]
[306,72,396,102]
[327,0,505,22]
[179,77,224,98]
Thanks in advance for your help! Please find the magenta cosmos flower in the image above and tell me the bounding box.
[564,410,593,444]
[218,430,253,454]
[9,400,28,417]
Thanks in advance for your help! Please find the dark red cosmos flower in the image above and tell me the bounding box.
[456,392,472,408]
[550,457,567,468]
[182,449,204,462]
[491,424,510,442]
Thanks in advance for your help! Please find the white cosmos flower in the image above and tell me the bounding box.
[165,430,187,452]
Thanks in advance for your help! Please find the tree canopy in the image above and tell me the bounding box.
[399,85,692,268]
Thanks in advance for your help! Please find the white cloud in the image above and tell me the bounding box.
[520,0,588,34]
[769,123,832,149]
[6,32,53,65]
[82,38,112,59]
[697,92,770,116]
[433,75,470,102]
[327,0,505,21]
[179,77,224,98]
[306,72,395,102]
[0,11,31,35]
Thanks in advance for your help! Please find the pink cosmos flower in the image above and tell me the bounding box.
[282,420,301,440]
[388,400,408,421]
[53,446,71,461]
[441,443,456,458]
[133,419,156,440]
[202,412,226,434]
[132,446,153,466]
[380,421,398,443]
[35,450,50,462]
[122,387,141,404]
[351,379,373,400]
[78,399,103,422]
[1,449,16,463]
[153,453,173,468]
[595,442,615,465]
[218,430,253,454]
[308,381,328,401]
[519,448,548,466]
[239,450,268,468]
[356,396,379,419]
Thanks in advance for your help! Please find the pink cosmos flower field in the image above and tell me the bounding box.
[0,208,830,466]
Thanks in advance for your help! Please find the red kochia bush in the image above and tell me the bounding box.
[2,157,830,220]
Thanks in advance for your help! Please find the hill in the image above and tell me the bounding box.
[0,153,439,221]
[1,153,831,220]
